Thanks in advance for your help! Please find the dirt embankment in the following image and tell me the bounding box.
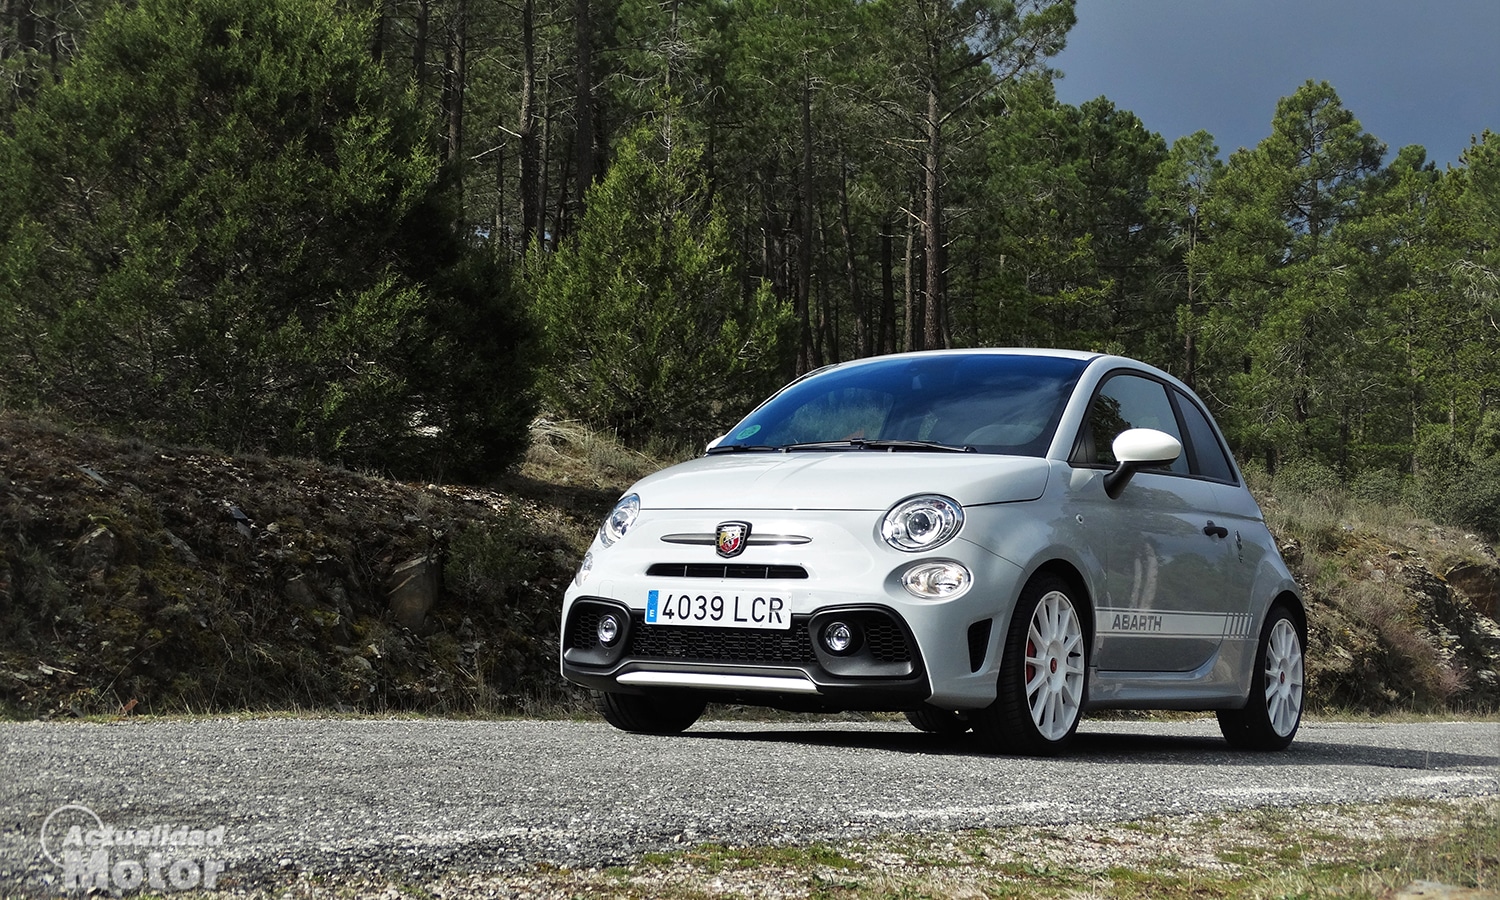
[0,415,597,718]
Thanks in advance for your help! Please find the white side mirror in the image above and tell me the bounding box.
[1104,428,1182,498]
[1112,428,1182,466]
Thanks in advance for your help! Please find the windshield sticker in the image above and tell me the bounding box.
[734,424,762,440]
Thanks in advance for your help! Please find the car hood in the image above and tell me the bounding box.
[629,452,1051,511]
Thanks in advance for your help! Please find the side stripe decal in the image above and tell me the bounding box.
[1097,609,1257,640]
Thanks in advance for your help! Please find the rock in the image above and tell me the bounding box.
[387,555,441,630]
[1446,563,1500,621]
[285,576,317,608]
[1279,538,1304,567]
[226,502,253,538]
[71,525,117,575]
[76,464,109,488]
[164,530,200,566]
[1391,881,1500,899]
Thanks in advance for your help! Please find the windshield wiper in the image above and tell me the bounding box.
[705,444,780,454]
[778,439,975,453]
[857,439,975,453]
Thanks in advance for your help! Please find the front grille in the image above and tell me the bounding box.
[571,607,604,651]
[629,614,818,665]
[646,563,809,580]
[865,619,913,663]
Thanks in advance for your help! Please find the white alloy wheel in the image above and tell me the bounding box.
[1263,616,1304,737]
[1218,603,1305,751]
[973,573,1090,755]
[1025,590,1087,741]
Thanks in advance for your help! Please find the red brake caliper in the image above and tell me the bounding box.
[1026,639,1036,683]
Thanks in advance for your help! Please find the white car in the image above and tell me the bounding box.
[560,349,1305,754]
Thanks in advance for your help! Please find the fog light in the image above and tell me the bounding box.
[822,621,857,654]
[597,614,621,646]
[901,561,973,599]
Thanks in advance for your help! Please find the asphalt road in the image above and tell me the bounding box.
[1,716,1496,894]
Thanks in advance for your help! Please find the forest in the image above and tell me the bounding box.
[1,0,1497,532]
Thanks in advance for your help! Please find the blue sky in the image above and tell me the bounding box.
[1050,0,1500,168]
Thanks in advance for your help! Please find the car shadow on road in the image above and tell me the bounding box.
[679,724,1500,770]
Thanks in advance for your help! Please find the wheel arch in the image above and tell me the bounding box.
[1020,559,1096,642]
[982,557,1097,701]
[1269,589,1307,643]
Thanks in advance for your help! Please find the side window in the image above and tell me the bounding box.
[1078,374,1188,474]
[1175,391,1237,482]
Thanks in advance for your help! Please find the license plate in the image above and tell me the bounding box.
[645,589,791,630]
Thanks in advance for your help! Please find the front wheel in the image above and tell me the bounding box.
[596,691,706,734]
[904,706,970,735]
[972,574,1089,755]
[1217,604,1304,751]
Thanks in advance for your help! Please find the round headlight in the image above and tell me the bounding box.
[901,561,973,599]
[881,495,963,552]
[599,493,640,546]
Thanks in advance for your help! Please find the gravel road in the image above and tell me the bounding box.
[1,716,1496,895]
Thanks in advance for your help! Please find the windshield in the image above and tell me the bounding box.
[713,354,1088,456]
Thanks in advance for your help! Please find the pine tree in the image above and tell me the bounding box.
[526,126,794,444]
[0,0,535,476]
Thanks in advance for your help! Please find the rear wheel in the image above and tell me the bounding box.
[904,706,970,735]
[596,691,706,734]
[1218,604,1304,750]
[972,574,1088,755]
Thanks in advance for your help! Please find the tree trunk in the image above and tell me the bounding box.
[922,77,944,350]
[838,159,866,358]
[517,0,540,250]
[880,214,896,355]
[492,140,506,254]
[572,0,595,226]
[412,0,430,89]
[15,0,39,54]
[1183,217,1198,388]
[443,0,468,177]
[795,77,815,374]
[538,40,554,249]
[904,215,920,352]
[368,0,393,62]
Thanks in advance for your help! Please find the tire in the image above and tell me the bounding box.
[904,706,971,735]
[972,573,1089,756]
[596,691,706,735]
[1218,604,1304,751]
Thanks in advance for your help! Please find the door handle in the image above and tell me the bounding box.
[1203,522,1229,539]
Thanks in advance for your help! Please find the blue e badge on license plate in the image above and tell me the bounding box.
[646,589,791,630]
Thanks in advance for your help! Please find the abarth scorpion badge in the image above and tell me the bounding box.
[716,521,751,558]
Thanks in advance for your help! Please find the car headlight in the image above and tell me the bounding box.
[881,495,963,551]
[598,493,640,547]
[901,561,973,599]
[574,550,595,585]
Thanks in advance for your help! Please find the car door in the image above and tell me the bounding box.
[1071,373,1237,673]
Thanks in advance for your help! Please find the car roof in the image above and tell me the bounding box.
[797,348,1101,380]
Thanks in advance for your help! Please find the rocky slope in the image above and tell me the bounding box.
[0,414,595,717]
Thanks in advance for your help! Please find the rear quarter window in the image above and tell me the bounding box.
[1176,391,1237,483]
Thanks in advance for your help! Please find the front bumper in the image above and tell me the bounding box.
[560,507,1029,710]
[562,599,932,711]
